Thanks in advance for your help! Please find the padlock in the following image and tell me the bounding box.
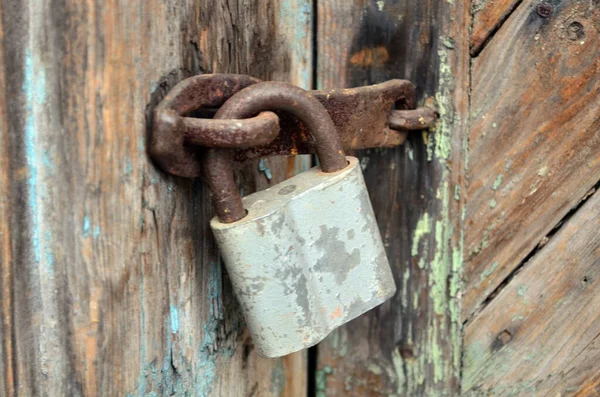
[206,82,397,358]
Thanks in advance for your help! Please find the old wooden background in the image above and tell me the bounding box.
[463,0,600,395]
[0,0,597,396]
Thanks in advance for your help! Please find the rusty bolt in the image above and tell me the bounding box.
[536,2,553,18]
[567,21,585,41]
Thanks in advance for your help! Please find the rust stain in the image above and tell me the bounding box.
[348,46,389,68]
[574,377,600,396]
[329,305,343,320]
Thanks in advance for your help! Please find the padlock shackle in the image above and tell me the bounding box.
[205,82,347,223]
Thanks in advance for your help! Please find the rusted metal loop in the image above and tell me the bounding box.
[206,82,347,223]
[388,108,439,130]
[150,74,278,177]
[218,82,347,172]
[183,112,280,148]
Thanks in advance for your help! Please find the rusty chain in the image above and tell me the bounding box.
[150,74,438,178]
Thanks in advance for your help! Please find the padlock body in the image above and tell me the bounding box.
[210,156,396,357]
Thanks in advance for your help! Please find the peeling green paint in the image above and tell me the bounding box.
[315,366,333,397]
[517,284,529,297]
[406,145,415,161]
[391,34,465,395]
[402,268,411,309]
[450,246,463,299]
[432,48,455,161]
[430,183,451,316]
[492,175,503,190]
[462,340,488,389]
[431,326,445,383]
[326,330,348,358]
[412,212,431,256]
[442,36,455,49]
[479,261,499,284]
[367,362,383,375]
[489,198,497,209]
[270,360,286,396]
[413,290,420,310]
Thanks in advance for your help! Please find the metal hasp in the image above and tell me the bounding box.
[208,82,395,357]
[150,74,437,178]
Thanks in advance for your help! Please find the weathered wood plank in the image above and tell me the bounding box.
[0,0,311,395]
[471,0,522,55]
[315,1,469,395]
[543,333,600,396]
[464,0,600,319]
[0,8,12,396]
[463,188,600,395]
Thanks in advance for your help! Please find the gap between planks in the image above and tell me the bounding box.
[464,179,600,326]
[470,0,525,57]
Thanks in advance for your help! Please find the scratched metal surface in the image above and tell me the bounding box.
[211,157,396,357]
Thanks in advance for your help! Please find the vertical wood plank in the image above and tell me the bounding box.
[315,1,469,395]
[0,0,311,395]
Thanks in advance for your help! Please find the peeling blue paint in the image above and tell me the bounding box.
[23,48,47,266]
[42,149,54,168]
[279,0,312,88]
[83,217,101,238]
[83,216,91,238]
[44,231,54,271]
[139,136,145,157]
[132,254,243,395]
[170,305,179,333]
[258,159,273,180]
[125,157,133,175]
[194,260,222,396]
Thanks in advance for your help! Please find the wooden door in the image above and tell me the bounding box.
[0,0,467,395]
[462,0,600,395]
[1,0,596,396]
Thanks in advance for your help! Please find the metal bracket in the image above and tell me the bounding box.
[150,74,437,178]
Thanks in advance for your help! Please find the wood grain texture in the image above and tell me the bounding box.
[315,1,469,395]
[464,0,600,319]
[0,0,311,395]
[463,189,600,396]
[471,0,522,55]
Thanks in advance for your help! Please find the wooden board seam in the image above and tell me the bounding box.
[470,0,525,57]
[464,181,600,325]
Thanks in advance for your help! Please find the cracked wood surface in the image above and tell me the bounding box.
[0,1,310,395]
[314,1,469,395]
